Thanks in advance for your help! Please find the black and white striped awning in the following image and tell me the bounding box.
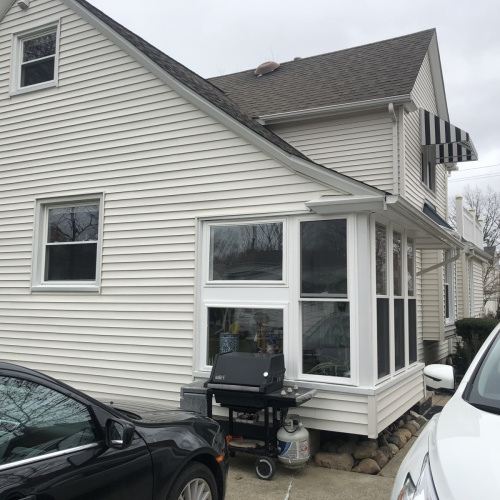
[420,108,477,163]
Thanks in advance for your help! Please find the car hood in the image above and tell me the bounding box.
[431,391,500,499]
[98,398,206,425]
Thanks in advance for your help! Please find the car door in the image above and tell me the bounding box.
[0,374,153,500]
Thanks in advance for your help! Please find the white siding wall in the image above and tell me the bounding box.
[420,250,443,342]
[472,259,484,317]
[405,54,448,219]
[270,111,394,192]
[0,0,340,405]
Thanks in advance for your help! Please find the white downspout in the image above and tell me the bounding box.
[388,103,399,195]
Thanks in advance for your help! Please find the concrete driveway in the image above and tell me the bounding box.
[225,393,450,500]
[225,447,404,500]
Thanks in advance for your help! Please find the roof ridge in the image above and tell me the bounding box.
[209,28,436,80]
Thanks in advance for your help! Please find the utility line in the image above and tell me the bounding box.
[449,172,500,182]
[455,163,500,171]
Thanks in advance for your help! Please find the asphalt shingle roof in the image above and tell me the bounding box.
[76,0,311,162]
[208,30,436,117]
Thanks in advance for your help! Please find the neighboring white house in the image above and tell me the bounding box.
[0,0,486,437]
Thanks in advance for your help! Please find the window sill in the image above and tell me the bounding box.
[420,181,437,197]
[31,284,100,293]
[10,80,57,97]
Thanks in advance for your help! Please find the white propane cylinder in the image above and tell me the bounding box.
[276,414,310,469]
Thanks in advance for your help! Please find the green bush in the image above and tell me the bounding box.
[453,318,500,375]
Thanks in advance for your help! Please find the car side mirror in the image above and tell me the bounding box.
[105,418,135,450]
[423,364,455,392]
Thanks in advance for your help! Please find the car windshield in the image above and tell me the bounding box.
[465,332,500,414]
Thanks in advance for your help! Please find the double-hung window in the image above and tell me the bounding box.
[12,23,59,94]
[203,220,285,367]
[32,196,103,292]
[300,218,351,379]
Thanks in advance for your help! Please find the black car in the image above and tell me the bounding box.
[0,362,228,500]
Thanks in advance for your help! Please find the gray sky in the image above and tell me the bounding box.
[90,0,500,200]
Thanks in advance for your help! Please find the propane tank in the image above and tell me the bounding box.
[276,414,310,469]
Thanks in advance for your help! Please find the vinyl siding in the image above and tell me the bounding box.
[375,369,424,433]
[404,53,448,218]
[420,250,444,342]
[472,259,484,317]
[0,0,341,406]
[269,111,394,192]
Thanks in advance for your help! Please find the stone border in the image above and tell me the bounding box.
[314,410,428,475]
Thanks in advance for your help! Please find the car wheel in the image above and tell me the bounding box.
[254,456,276,480]
[168,462,217,500]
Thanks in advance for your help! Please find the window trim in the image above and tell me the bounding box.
[420,148,436,193]
[31,194,104,293]
[444,250,455,326]
[10,21,61,96]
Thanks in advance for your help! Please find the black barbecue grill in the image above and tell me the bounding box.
[201,351,316,480]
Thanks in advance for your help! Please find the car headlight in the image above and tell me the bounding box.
[397,453,439,500]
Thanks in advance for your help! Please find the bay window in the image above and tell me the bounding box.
[375,220,417,379]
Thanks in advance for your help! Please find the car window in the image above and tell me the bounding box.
[0,376,97,466]
[466,333,500,413]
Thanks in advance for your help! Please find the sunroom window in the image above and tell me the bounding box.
[209,222,283,281]
[300,219,350,378]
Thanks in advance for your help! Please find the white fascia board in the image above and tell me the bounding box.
[0,0,16,21]
[257,95,417,125]
[426,31,449,121]
[63,0,380,199]
[306,195,386,215]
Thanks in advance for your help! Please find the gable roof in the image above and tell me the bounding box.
[72,0,312,163]
[209,29,436,118]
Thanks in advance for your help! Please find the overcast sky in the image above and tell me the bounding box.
[90,0,500,201]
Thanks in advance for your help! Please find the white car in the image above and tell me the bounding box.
[391,322,500,500]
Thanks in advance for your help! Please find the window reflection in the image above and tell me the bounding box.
[209,223,283,281]
[0,377,96,465]
[302,302,350,377]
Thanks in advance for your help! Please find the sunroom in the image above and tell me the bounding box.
[192,194,464,436]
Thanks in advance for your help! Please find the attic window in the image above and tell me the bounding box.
[11,23,59,94]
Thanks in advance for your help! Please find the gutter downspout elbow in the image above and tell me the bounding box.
[388,103,399,195]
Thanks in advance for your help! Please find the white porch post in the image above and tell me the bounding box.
[356,213,375,387]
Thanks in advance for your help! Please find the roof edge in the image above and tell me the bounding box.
[258,95,417,125]
[0,0,16,21]
[62,0,383,198]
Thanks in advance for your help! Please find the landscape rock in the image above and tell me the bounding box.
[379,445,393,458]
[394,428,412,440]
[388,435,406,449]
[402,423,417,435]
[353,440,378,460]
[388,443,399,455]
[352,458,381,475]
[378,434,389,448]
[338,441,358,456]
[314,452,354,471]
[374,449,389,469]
[408,419,421,431]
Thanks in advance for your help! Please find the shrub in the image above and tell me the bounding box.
[452,318,500,375]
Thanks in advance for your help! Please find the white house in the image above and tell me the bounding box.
[0,0,486,437]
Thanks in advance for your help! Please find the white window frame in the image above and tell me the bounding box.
[32,194,104,293]
[371,216,417,383]
[195,214,358,387]
[296,214,357,385]
[421,148,436,193]
[11,22,60,96]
